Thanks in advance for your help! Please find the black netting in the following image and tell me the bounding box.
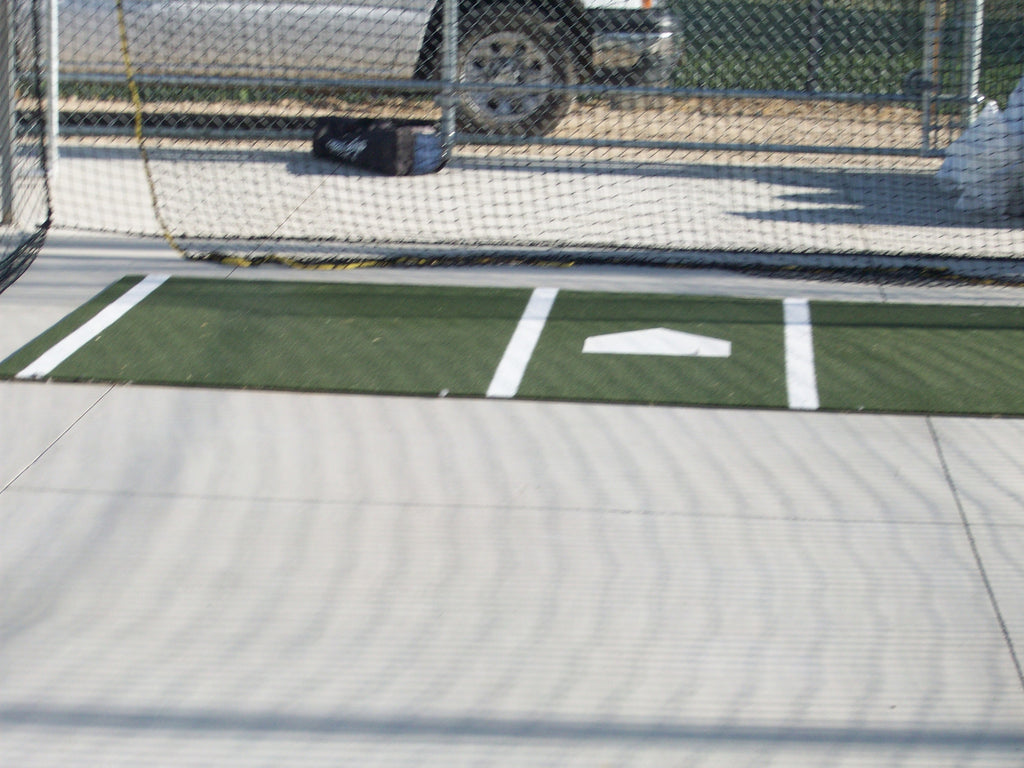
[47,0,1023,281]
[0,0,51,295]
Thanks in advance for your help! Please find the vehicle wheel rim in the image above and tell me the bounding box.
[461,32,555,124]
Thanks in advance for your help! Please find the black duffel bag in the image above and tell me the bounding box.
[312,117,447,176]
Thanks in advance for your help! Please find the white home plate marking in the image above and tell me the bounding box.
[783,297,819,410]
[487,287,559,398]
[16,274,170,380]
[584,327,731,357]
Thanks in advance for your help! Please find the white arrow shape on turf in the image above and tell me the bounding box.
[583,327,731,357]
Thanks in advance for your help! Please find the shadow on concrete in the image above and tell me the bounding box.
[3,704,1024,750]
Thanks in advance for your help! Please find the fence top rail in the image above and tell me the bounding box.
[52,71,981,108]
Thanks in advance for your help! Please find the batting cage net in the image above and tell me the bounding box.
[0,0,50,294]
[22,0,1024,279]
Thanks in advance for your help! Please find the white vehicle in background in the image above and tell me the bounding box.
[53,0,680,136]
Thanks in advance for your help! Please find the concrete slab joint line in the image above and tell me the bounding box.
[487,287,559,399]
[0,384,116,496]
[15,274,170,380]
[927,418,1024,694]
[784,297,819,411]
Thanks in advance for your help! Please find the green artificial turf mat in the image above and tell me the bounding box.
[812,301,1024,415]
[0,276,144,376]
[8,276,1024,416]
[4,278,531,397]
[518,291,788,407]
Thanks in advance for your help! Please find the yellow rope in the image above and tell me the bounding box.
[115,0,184,256]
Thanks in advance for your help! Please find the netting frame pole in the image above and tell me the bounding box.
[440,0,458,160]
[0,0,15,225]
[47,0,58,177]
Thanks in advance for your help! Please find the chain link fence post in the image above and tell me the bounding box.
[960,0,985,125]
[440,0,458,162]
[920,0,943,152]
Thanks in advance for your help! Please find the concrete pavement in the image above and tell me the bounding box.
[49,138,1024,262]
[1,230,1023,766]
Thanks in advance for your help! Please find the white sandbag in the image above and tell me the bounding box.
[1006,75,1024,152]
[937,100,994,193]
[936,142,970,193]
[1003,74,1024,215]
[951,101,1016,215]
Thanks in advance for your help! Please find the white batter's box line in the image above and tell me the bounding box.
[784,297,819,411]
[16,274,171,380]
[487,287,559,399]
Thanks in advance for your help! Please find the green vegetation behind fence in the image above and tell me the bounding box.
[672,0,1022,104]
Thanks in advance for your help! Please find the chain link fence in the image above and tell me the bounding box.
[6,0,1024,278]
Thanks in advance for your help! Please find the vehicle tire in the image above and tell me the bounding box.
[456,6,576,136]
